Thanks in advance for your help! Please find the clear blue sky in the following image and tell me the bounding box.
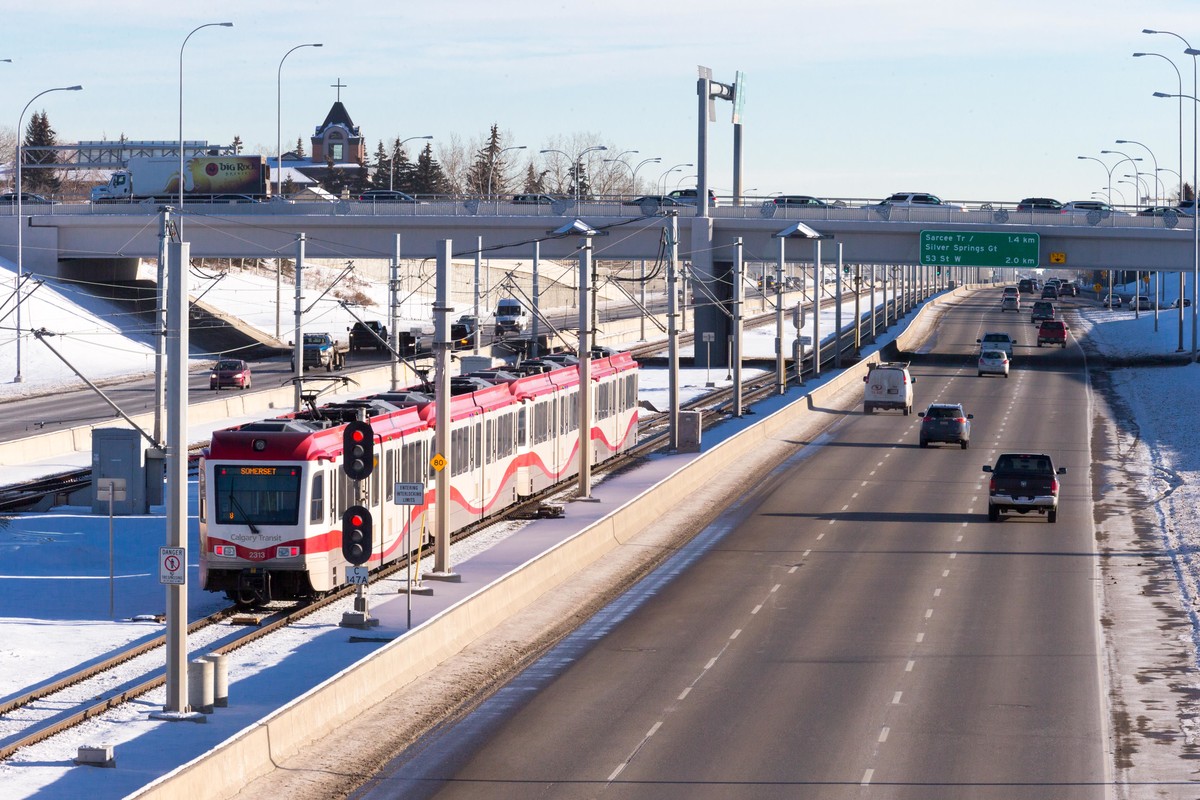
[5,0,1200,205]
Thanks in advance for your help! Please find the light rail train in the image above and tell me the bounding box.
[199,353,639,606]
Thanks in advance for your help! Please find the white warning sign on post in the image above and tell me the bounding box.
[159,547,186,585]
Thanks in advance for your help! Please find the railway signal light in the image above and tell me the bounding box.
[341,505,372,565]
[343,420,375,480]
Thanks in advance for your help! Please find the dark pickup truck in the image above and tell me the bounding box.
[349,320,388,352]
[982,453,1066,523]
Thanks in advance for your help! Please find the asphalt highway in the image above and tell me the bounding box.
[359,291,1107,799]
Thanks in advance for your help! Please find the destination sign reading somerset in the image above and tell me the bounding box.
[919,230,1040,268]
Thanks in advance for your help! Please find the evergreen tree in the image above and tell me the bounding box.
[412,143,451,195]
[231,135,244,154]
[282,175,296,196]
[522,163,548,194]
[23,111,62,196]
[371,140,391,189]
[464,124,509,197]
[294,137,306,158]
[568,158,591,201]
[390,138,417,194]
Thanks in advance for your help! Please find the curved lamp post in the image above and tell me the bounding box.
[276,43,322,199]
[1116,140,1160,205]
[659,163,693,195]
[390,135,433,191]
[15,84,83,383]
[1147,29,1199,359]
[1101,149,1145,207]
[179,22,233,215]
[1154,87,1200,359]
[1134,52,1184,204]
[539,146,609,203]
[487,145,526,199]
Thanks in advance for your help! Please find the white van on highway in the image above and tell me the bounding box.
[863,362,915,415]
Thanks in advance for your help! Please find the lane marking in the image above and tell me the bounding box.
[892,691,902,704]
[817,533,825,540]
[678,687,691,700]
[943,569,950,577]
[906,660,915,672]
[841,504,850,511]
[916,632,925,643]
[949,553,957,559]
[879,727,890,743]
[802,550,811,558]
[925,609,934,619]
[752,604,762,615]
[789,565,799,573]
[730,629,741,640]
[862,768,874,786]
[934,588,942,597]
[771,583,781,593]
[705,657,719,670]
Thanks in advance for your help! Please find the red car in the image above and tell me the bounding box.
[210,359,252,390]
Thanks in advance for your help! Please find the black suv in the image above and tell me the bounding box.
[349,321,388,352]
[918,403,973,449]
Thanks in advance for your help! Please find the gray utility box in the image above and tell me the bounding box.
[91,429,148,515]
[677,411,702,453]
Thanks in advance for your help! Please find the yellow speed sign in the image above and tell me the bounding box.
[1093,283,1103,293]
[430,453,447,472]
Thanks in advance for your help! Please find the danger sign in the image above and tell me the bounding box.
[160,546,186,585]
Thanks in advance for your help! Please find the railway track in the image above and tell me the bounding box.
[0,289,896,762]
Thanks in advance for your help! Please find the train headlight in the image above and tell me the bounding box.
[213,545,236,557]
[253,439,267,452]
[275,546,300,558]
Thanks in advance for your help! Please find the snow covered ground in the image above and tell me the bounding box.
[2,265,1198,796]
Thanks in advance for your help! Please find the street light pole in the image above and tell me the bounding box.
[659,163,693,195]
[1101,150,1145,208]
[487,145,526,199]
[277,43,322,199]
[1148,29,1199,360]
[1117,140,1161,205]
[14,84,82,384]
[179,22,233,216]
[275,42,321,343]
[1155,85,1200,359]
[1134,52,1184,204]
[389,135,433,192]
[539,146,609,205]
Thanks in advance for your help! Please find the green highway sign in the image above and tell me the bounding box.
[919,230,1040,268]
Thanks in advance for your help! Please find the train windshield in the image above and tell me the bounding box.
[212,464,302,526]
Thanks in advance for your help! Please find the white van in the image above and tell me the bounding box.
[494,298,528,336]
[863,362,915,415]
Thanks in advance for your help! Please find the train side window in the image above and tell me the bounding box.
[198,459,207,522]
[310,470,324,523]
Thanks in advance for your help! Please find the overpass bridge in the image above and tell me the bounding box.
[0,199,1192,275]
[1,200,1192,367]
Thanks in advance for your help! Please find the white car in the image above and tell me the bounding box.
[977,332,1015,359]
[874,192,964,211]
[1001,296,1019,312]
[978,349,1010,378]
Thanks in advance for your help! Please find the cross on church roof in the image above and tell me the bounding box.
[331,77,347,101]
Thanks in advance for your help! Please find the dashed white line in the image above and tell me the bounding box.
[730,629,741,640]
[862,768,875,786]
[934,588,942,597]
[949,553,957,559]
[802,550,811,558]
[892,691,903,704]
[678,687,691,700]
[705,657,719,670]
[771,583,781,593]
[906,660,916,672]
[916,632,925,643]
[942,569,950,577]
[841,504,850,511]
[751,604,762,615]
[878,727,890,743]
[925,609,934,619]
